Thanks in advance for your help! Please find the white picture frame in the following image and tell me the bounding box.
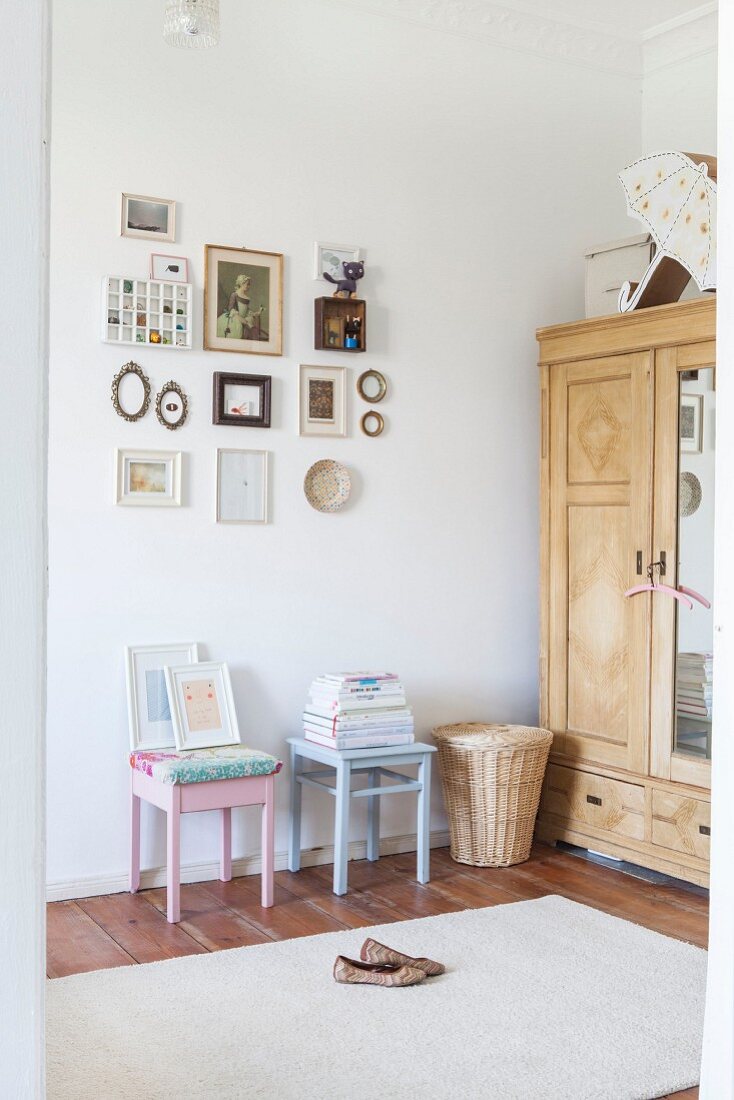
[125,642,200,751]
[299,364,347,438]
[314,241,361,282]
[150,253,189,282]
[115,448,182,507]
[216,448,269,524]
[680,393,704,454]
[121,193,176,242]
[164,661,241,750]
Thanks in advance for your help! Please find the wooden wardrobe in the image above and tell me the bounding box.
[536,298,715,886]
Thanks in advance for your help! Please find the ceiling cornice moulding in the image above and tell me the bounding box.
[335,0,717,79]
[335,0,641,76]
[643,7,717,74]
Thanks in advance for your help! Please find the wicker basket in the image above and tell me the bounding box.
[432,723,553,867]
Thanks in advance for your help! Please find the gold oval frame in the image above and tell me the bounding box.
[111,361,151,422]
[357,369,387,404]
[361,411,384,437]
[155,380,189,431]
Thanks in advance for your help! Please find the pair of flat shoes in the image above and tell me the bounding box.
[334,937,445,987]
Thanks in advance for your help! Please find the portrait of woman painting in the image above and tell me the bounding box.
[204,245,283,356]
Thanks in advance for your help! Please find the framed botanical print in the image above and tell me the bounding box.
[299,364,346,438]
[164,661,241,750]
[216,449,268,524]
[114,448,182,506]
[204,244,283,356]
[212,372,271,427]
[125,642,200,751]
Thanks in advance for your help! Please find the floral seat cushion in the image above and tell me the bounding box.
[130,746,283,785]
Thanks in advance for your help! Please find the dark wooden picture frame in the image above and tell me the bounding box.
[212,372,272,428]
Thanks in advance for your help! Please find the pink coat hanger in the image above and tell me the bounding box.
[624,561,694,610]
[677,584,711,609]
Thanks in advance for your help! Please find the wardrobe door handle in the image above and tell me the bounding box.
[586,794,602,806]
[699,825,711,836]
[636,551,643,576]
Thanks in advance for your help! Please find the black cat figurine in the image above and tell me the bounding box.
[323,260,364,298]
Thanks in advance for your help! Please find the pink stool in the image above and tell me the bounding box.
[129,747,282,923]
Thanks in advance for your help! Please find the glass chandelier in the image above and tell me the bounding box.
[163,0,219,49]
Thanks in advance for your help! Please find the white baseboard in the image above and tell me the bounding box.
[46,829,451,902]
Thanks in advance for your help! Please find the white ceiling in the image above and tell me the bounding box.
[507,0,715,39]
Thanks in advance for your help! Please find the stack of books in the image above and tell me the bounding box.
[303,672,414,751]
[676,652,713,721]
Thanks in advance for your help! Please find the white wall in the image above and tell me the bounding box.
[46,0,642,894]
[1,0,48,1093]
[643,51,717,153]
[700,2,733,1089]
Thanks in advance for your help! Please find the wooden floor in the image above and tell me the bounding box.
[48,842,705,1099]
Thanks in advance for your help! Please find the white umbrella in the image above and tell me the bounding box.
[617,151,716,311]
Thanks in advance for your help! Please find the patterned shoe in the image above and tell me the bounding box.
[360,937,446,977]
[333,955,426,987]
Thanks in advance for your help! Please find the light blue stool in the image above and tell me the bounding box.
[286,737,436,896]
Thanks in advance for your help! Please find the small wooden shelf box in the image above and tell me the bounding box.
[314,296,366,353]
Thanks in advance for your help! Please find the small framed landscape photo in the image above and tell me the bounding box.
[125,642,200,751]
[680,393,703,454]
[121,193,176,241]
[314,242,361,283]
[164,661,241,750]
[204,244,283,356]
[212,371,271,427]
[299,364,346,437]
[150,253,189,282]
[115,448,182,507]
[216,449,268,524]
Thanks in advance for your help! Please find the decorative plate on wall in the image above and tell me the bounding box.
[304,459,351,513]
[679,471,702,517]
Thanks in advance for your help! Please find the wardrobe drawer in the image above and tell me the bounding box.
[541,765,645,841]
[651,790,711,860]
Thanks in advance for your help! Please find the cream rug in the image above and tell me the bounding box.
[47,895,705,1099]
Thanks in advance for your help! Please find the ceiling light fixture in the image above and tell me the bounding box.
[163,0,219,49]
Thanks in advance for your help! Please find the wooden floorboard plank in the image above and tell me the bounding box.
[387,848,546,907]
[275,866,407,929]
[199,877,349,940]
[143,883,272,951]
[530,843,710,914]
[436,850,708,948]
[46,900,135,978]
[77,892,207,965]
[313,857,465,919]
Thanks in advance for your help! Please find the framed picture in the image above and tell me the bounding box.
[314,242,361,282]
[323,316,345,349]
[121,193,175,242]
[299,364,346,437]
[115,448,182,507]
[204,244,283,356]
[212,372,271,427]
[125,642,200,751]
[216,449,268,524]
[150,253,189,282]
[164,661,241,750]
[680,393,703,453]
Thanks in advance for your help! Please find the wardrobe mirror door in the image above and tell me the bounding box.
[674,365,715,761]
